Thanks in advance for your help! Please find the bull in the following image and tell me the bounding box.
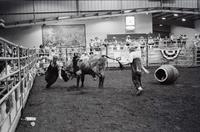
[61,54,123,88]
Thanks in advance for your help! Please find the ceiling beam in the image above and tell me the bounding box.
[153,12,167,18]
[3,7,200,28]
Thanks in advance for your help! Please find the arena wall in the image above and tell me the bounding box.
[0,26,42,48]
[0,14,152,48]
[171,25,198,41]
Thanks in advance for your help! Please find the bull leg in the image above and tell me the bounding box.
[77,75,80,88]
[81,74,85,88]
[101,75,105,88]
[98,73,105,88]
[90,70,97,81]
[98,76,102,88]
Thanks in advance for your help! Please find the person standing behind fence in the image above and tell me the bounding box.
[177,35,182,48]
[126,35,132,46]
[170,34,176,47]
[148,36,154,49]
[194,34,200,47]
[181,35,187,49]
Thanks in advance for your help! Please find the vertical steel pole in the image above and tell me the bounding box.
[32,0,36,23]
[76,0,80,16]
[198,0,200,11]
[146,35,149,67]
[160,0,163,9]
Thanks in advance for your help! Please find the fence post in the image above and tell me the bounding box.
[198,0,200,11]
[160,0,163,8]
[146,37,149,67]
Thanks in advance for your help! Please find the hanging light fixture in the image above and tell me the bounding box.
[174,14,179,17]
[124,10,132,13]
[0,19,5,28]
[57,16,71,20]
[182,18,186,22]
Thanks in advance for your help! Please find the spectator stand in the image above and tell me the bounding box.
[36,46,50,76]
[0,37,37,132]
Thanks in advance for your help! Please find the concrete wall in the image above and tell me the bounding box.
[0,25,42,48]
[0,14,152,48]
[84,14,152,43]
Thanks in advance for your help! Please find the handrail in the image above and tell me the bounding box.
[0,37,36,50]
[0,57,19,60]
[0,82,20,105]
[0,37,18,47]
[0,69,20,81]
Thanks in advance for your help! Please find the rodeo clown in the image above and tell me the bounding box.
[44,55,59,88]
[125,38,149,95]
[44,53,66,88]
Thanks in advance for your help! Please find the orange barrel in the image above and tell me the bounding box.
[154,65,179,84]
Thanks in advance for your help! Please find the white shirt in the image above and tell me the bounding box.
[126,38,132,44]
[128,42,142,62]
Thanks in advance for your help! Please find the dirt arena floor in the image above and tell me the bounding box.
[16,67,200,132]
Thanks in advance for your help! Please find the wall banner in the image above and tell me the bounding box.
[160,48,181,60]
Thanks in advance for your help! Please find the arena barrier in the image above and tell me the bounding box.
[0,37,37,132]
[103,39,198,67]
[147,40,198,67]
[37,38,200,69]
[195,46,200,66]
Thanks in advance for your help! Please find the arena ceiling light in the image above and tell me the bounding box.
[0,23,5,28]
[57,16,71,20]
[159,24,163,27]
[182,18,186,22]
[0,19,5,23]
[0,18,5,28]
[162,17,166,20]
[124,10,132,13]
[173,14,178,17]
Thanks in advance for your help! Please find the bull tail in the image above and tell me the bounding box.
[102,55,124,70]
